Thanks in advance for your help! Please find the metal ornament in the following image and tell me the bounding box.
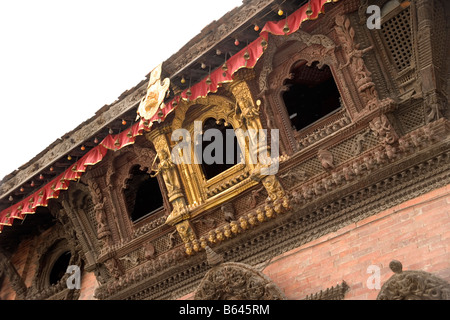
[137,63,170,121]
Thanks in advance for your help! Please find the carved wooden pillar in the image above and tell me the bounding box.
[146,126,196,242]
[87,180,112,253]
[230,73,274,174]
[229,72,287,206]
[334,14,379,112]
[60,198,97,268]
[415,0,445,122]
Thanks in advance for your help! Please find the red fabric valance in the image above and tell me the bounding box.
[261,0,338,36]
[0,0,338,233]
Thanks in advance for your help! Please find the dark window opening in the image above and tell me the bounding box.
[200,118,242,180]
[124,166,164,222]
[283,62,341,131]
[49,251,71,285]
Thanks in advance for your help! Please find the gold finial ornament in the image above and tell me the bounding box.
[243,50,250,61]
[137,63,170,122]
[222,61,228,77]
[283,12,290,34]
[306,2,313,16]
[261,38,268,50]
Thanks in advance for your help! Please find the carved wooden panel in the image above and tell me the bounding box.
[194,262,286,300]
[378,260,450,300]
[396,100,426,134]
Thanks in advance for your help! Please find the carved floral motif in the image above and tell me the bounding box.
[369,114,398,145]
[194,262,285,300]
[378,260,450,300]
[335,14,379,110]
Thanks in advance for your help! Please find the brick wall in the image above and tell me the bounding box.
[262,184,450,300]
[79,271,98,300]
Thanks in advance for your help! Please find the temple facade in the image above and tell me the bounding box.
[1,0,450,300]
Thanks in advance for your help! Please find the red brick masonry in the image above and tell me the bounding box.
[262,184,450,300]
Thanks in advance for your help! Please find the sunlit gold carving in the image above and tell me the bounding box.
[150,149,178,194]
[146,129,190,226]
[176,220,196,243]
[230,221,240,234]
[261,175,285,201]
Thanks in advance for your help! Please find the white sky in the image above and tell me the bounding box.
[0,0,242,181]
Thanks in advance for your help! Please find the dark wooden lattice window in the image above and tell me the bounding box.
[283,61,341,131]
[124,165,164,222]
[380,4,412,72]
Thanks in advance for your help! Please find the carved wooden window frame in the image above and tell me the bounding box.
[28,227,81,300]
[84,143,171,244]
[171,95,253,204]
[258,31,354,155]
[69,187,100,251]
[110,146,170,233]
[122,163,166,224]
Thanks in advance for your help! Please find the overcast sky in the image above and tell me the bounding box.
[0,0,242,181]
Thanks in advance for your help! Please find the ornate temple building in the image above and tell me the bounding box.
[0,0,449,301]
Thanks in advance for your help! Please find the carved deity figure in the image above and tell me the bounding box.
[335,13,379,108]
[425,92,444,123]
[235,99,260,129]
[143,242,156,260]
[341,45,373,86]
[176,220,196,243]
[262,175,285,201]
[235,97,265,153]
[221,203,235,222]
[104,258,122,279]
[151,150,178,194]
[94,197,110,236]
[369,114,398,145]
[318,149,335,170]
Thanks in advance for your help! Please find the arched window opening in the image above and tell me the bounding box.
[49,251,71,286]
[283,62,341,132]
[124,165,164,222]
[200,118,242,180]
